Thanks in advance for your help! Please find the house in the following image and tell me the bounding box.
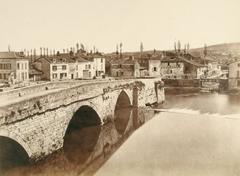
[110,56,140,78]
[148,57,161,77]
[29,65,43,81]
[0,51,29,84]
[228,60,240,90]
[75,57,95,79]
[161,56,206,79]
[33,54,96,81]
[87,54,105,77]
[136,55,161,77]
[34,56,72,81]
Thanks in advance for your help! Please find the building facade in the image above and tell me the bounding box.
[110,57,140,78]
[148,59,161,77]
[0,52,29,84]
[34,55,97,81]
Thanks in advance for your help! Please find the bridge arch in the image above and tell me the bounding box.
[114,90,132,135]
[63,105,102,164]
[0,129,30,172]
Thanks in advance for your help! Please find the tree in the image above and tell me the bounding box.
[76,43,79,51]
[119,42,123,58]
[203,44,207,57]
[174,42,177,52]
[140,42,144,54]
[80,43,85,51]
[177,40,181,53]
[116,44,119,55]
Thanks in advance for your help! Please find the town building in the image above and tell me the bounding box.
[161,56,206,79]
[33,54,96,81]
[75,57,95,79]
[86,55,105,77]
[110,56,140,78]
[148,57,161,77]
[228,60,240,90]
[0,51,29,84]
[136,55,161,77]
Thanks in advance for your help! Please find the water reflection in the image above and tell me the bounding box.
[63,105,102,166]
[114,91,132,135]
[0,136,29,175]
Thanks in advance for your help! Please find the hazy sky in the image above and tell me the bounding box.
[0,0,240,53]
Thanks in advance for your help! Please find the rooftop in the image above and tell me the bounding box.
[0,51,26,59]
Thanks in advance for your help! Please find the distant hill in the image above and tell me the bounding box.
[189,42,240,57]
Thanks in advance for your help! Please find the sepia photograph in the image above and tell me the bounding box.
[0,0,240,175]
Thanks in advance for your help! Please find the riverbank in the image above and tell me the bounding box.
[165,87,201,94]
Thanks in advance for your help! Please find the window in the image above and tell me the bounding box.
[62,65,67,70]
[52,66,57,71]
[25,63,27,70]
[101,58,103,63]
[25,72,27,79]
[237,71,240,78]
[238,80,240,87]
[89,64,91,69]
[238,63,240,67]
[21,72,24,80]
[17,63,20,70]
[153,67,157,71]
[0,74,2,79]
[52,73,57,78]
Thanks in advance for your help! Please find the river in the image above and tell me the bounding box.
[95,93,240,176]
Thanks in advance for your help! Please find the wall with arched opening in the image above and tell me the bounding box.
[63,105,102,165]
[0,131,30,173]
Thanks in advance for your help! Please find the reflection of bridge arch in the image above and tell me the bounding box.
[63,105,102,164]
[0,129,30,172]
[114,90,132,135]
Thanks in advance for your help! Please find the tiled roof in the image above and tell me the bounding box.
[180,57,205,67]
[0,51,25,59]
[29,66,43,75]
[76,57,90,62]
[110,57,136,65]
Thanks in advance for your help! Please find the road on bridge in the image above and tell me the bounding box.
[0,79,116,107]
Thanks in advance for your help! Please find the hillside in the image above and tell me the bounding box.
[190,42,240,57]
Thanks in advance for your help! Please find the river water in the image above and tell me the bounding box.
[95,93,240,176]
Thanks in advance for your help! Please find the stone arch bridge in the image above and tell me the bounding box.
[0,78,164,167]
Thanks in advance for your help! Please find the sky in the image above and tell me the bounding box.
[0,0,240,53]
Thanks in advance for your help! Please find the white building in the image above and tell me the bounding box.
[0,51,29,84]
[148,59,161,77]
[34,55,97,81]
[75,57,95,79]
[88,55,105,77]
